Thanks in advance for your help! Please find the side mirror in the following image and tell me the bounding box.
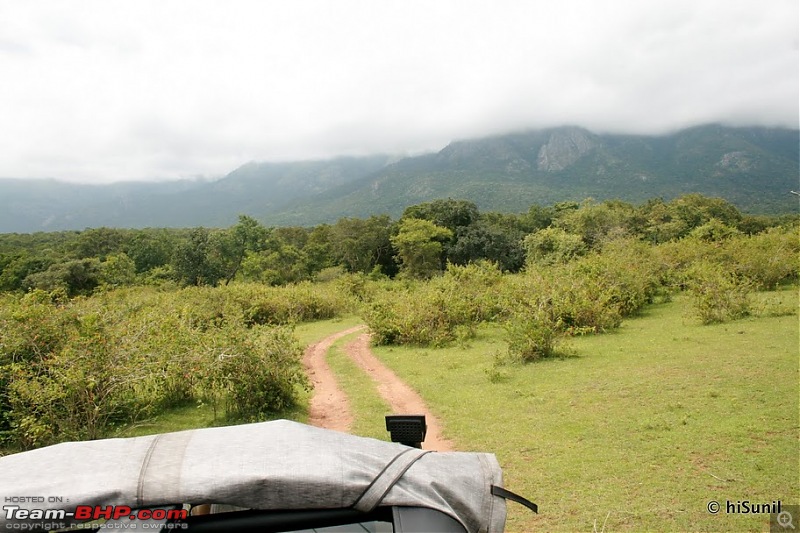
[385,415,427,449]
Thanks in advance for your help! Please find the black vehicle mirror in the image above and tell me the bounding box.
[385,415,427,449]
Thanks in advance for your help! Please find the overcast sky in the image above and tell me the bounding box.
[0,0,797,183]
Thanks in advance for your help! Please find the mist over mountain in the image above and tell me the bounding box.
[1,125,797,233]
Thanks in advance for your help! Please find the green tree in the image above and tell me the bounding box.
[23,259,101,296]
[402,199,480,233]
[172,228,223,286]
[640,194,743,243]
[554,199,636,247]
[0,253,54,292]
[390,218,453,279]
[73,228,126,260]
[330,216,394,274]
[241,244,310,285]
[217,215,270,284]
[523,227,587,266]
[304,224,335,273]
[126,230,173,273]
[99,253,136,288]
[448,223,525,272]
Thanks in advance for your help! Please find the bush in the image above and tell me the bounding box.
[205,326,306,420]
[364,289,459,347]
[4,311,148,448]
[523,227,586,266]
[686,261,752,324]
[0,286,314,451]
[364,262,504,347]
[724,227,799,289]
[504,308,558,363]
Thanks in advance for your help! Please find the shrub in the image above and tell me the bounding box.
[1,285,314,451]
[657,225,799,292]
[204,326,307,421]
[4,311,148,448]
[724,227,799,289]
[523,227,586,266]
[364,263,504,347]
[504,307,558,363]
[364,289,459,347]
[686,261,752,324]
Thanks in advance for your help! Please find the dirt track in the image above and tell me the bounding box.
[303,326,454,452]
[302,325,365,432]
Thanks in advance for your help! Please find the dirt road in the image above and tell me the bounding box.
[303,326,455,452]
[302,325,365,432]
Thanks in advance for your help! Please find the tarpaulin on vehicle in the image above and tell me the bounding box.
[0,420,506,532]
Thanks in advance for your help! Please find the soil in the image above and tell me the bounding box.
[302,325,365,433]
[303,326,455,452]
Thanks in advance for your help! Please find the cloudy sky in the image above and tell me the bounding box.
[0,0,797,183]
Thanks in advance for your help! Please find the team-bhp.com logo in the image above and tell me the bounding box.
[4,504,187,522]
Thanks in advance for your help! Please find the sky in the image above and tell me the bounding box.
[0,0,797,184]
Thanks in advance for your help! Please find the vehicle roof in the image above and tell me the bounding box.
[0,420,506,533]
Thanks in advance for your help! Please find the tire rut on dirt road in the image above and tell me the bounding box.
[302,325,365,433]
[303,326,455,451]
[343,333,455,452]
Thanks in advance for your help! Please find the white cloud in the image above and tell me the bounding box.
[0,0,796,183]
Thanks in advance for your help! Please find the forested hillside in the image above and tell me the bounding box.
[1,125,797,232]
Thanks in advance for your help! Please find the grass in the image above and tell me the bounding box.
[109,291,798,531]
[368,289,799,532]
[326,340,393,442]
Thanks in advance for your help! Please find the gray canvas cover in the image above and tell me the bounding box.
[0,420,506,532]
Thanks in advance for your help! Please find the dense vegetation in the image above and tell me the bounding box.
[0,194,797,451]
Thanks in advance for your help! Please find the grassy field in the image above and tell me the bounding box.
[365,290,799,532]
[115,292,797,531]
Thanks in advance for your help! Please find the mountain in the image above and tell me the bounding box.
[0,156,391,232]
[264,125,799,225]
[0,125,797,232]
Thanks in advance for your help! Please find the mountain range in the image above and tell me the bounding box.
[1,124,797,233]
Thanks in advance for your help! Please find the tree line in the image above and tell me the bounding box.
[0,193,795,296]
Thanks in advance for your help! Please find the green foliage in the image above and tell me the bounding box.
[126,230,174,273]
[207,326,306,421]
[391,218,453,279]
[689,218,741,241]
[503,307,558,363]
[171,228,226,286]
[230,282,349,326]
[402,198,480,233]
[73,227,126,260]
[725,225,799,289]
[241,245,310,285]
[23,258,101,296]
[99,253,136,288]
[523,227,586,266]
[364,262,503,346]
[640,194,743,243]
[0,253,55,292]
[687,261,753,324]
[329,215,394,274]
[553,199,637,247]
[447,223,525,272]
[0,283,332,451]
[657,224,799,292]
